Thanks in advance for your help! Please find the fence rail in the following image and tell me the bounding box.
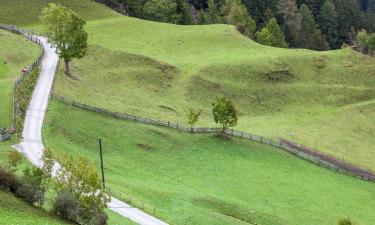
[51,94,375,182]
[0,24,44,132]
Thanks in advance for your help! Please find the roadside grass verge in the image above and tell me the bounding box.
[43,100,375,225]
[0,29,40,127]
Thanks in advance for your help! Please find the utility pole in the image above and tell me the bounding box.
[98,138,106,189]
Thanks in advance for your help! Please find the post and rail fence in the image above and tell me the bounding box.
[51,94,375,183]
[0,24,44,136]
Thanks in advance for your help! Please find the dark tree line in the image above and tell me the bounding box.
[105,0,375,51]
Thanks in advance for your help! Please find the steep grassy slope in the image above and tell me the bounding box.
[0,29,40,127]
[0,190,69,225]
[43,101,375,225]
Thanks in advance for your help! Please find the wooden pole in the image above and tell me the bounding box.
[99,138,106,189]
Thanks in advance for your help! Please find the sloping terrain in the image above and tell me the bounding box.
[0,189,69,225]
[0,29,40,127]
[1,0,374,172]
[43,100,375,225]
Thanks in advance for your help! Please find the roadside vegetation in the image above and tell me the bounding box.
[0,29,40,127]
[43,100,375,225]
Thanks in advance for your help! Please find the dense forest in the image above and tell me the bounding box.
[101,0,375,51]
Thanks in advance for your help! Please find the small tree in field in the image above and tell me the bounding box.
[212,97,238,133]
[40,3,88,77]
[186,108,201,127]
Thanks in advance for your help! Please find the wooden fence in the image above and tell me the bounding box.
[0,24,44,132]
[51,94,375,182]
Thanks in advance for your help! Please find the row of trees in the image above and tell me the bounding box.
[0,150,109,225]
[107,0,375,51]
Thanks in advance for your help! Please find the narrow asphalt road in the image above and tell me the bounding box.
[12,35,168,225]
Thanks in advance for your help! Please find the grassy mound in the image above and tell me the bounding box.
[0,29,40,127]
[43,100,375,225]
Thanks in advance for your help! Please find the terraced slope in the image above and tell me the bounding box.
[0,29,40,127]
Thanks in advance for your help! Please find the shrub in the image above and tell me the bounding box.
[0,167,17,190]
[53,192,79,222]
[338,217,354,225]
[7,150,23,170]
[15,167,46,206]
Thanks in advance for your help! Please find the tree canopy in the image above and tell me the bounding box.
[40,3,88,76]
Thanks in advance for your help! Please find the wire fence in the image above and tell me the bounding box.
[0,24,44,133]
[104,187,157,216]
[51,94,375,182]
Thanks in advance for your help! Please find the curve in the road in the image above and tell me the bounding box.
[11,34,168,225]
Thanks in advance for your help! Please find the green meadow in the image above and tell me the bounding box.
[43,101,375,225]
[1,0,374,173]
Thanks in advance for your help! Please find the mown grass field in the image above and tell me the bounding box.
[43,100,375,225]
[0,29,40,127]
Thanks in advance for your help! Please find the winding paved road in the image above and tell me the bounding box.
[12,35,168,225]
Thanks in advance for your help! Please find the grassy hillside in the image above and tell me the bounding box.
[0,29,40,127]
[55,15,375,172]
[0,190,69,225]
[43,100,375,225]
[2,0,374,173]
[0,0,116,27]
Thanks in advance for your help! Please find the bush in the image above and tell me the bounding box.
[338,217,354,225]
[0,167,17,190]
[53,192,80,222]
[7,150,23,170]
[15,167,46,206]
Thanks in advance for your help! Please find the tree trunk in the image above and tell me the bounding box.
[64,58,71,77]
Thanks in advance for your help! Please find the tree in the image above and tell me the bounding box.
[331,0,361,45]
[207,0,222,23]
[299,4,329,50]
[297,0,325,17]
[54,154,110,224]
[368,33,375,55]
[256,18,288,47]
[186,108,201,127]
[143,0,181,24]
[212,96,238,132]
[226,1,256,37]
[277,0,302,47]
[356,29,369,53]
[177,0,193,25]
[40,3,88,77]
[318,0,338,48]
[197,10,208,24]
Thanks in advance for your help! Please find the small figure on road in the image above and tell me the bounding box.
[22,67,27,74]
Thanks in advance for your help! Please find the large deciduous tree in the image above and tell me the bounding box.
[212,96,238,133]
[41,3,88,77]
